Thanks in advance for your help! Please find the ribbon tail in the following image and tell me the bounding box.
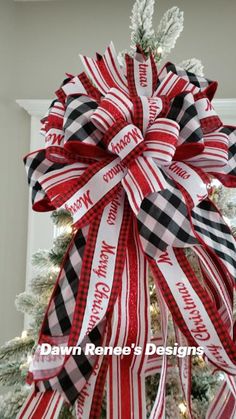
[194,246,233,331]
[174,325,193,418]
[206,380,236,419]
[191,198,236,282]
[148,247,236,375]
[24,190,130,411]
[16,389,64,419]
[149,289,169,419]
[106,218,150,419]
[76,321,112,419]
[144,335,171,377]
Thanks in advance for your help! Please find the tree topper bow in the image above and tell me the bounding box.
[18,43,236,419]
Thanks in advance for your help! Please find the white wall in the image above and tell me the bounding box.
[0,0,236,344]
[0,1,29,344]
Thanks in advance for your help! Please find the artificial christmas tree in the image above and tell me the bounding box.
[0,210,75,418]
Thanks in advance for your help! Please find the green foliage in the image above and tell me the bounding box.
[191,365,220,402]
[30,271,57,294]
[51,209,73,228]
[0,210,73,418]
[49,233,72,265]
[130,0,155,55]
[32,249,51,268]
[15,292,39,316]
[0,386,30,419]
[0,361,25,387]
[58,404,75,419]
[0,336,34,361]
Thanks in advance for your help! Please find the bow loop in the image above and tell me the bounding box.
[41,100,65,150]
[91,87,133,133]
[132,95,169,134]
[194,95,223,134]
[144,118,179,164]
[185,127,229,173]
[63,95,103,151]
[154,71,192,99]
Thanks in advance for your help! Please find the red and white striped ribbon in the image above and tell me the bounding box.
[157,65,200,95]
[106,219,150,419]
[154,71,191,98]
[16,389,64,419]
[122,156,168,214]
[194,246,233,330]
[174,325,192,418]
[144,118,179,163]
[186,129,229,171]
[149,290,169,419]
[144,336,171,377]
[206,380,236,419]
[91,88,133,132]
[81,43,128,96]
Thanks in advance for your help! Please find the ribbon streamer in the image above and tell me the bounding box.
[18,43,236,418]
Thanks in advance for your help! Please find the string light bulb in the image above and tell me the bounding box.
[21,330,28,339]
[178,402,187,415]
[27,354,33,365]
[51,266,60,274]
[156,46,163,55]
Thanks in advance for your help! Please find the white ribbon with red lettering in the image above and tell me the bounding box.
[150,247,236,374]
[76,189,125,344]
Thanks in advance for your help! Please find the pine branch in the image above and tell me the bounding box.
[155,7,184,58]
[31,271,57,294]
[0,336,34,361]
[49,233,72,265]
[51,209,73,228]
[0,361,25,387]
[32,249,52,269]
[0,385,30,419]
[15,292,39,316]
[191,365,221,402]
[130,0,155,55]
[178,58,204,76]
[58,404,75,419]
[30,301,48,330]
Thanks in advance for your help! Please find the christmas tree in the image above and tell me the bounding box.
[0,1,235,418]
[0,210,75,418]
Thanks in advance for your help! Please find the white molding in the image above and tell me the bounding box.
[16,99,51,117]
[16,100,53,328]
[212,99,236,122]
[16,98,236,122]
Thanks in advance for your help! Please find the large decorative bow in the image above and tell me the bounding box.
[18,43,236,419]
